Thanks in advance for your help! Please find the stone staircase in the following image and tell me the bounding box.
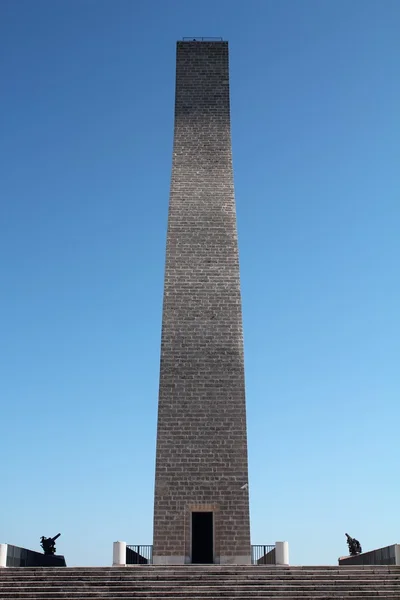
[1,565,400,599]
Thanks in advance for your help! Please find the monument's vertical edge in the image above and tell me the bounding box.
[153,41,250,565]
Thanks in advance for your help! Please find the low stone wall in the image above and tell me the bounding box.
[0,544,66,567]
[339,544,400,566]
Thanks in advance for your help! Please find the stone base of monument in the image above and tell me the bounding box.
[38,554,66,567]
[1,565,400,598]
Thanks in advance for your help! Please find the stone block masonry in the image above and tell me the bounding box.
[153,41,251,565]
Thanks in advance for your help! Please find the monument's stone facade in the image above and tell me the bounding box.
[153,41,250,565]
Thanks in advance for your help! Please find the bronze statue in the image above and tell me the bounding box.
[40,533,61,555]
[345,533,362,556]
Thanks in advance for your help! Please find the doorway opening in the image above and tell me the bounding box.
[191,512,213,564]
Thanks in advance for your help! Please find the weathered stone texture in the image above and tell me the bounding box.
[153,41,250,563]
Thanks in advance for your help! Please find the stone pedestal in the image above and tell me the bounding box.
[113,541,126,566]
[0,544,7,568]
[275,541,289,565]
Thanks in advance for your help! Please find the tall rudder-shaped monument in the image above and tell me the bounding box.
[153,41,250,565]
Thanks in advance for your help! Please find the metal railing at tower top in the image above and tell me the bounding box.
[251,545,276,565]
[182,37,223,41]
[126,545,153,565]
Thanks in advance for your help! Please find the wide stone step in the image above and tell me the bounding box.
[1,584,400,591]
[0,589,399,600]
[1,572,399,577]
[1,579,400,587]
[2,569,400,577]
[2,565,400,574]
[1,570,400,577]
[1,588,399,593]
[1,577,400,586]
[1,576,400,583]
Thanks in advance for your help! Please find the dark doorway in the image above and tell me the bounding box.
[191,512,213,564]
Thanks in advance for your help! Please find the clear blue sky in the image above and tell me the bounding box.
[1,0,399,567]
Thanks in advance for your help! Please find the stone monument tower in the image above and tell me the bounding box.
[153,40,250,565]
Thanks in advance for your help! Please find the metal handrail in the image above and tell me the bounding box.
[126,545,153,565]
[127,543,274,565]
[251,544,276,565]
